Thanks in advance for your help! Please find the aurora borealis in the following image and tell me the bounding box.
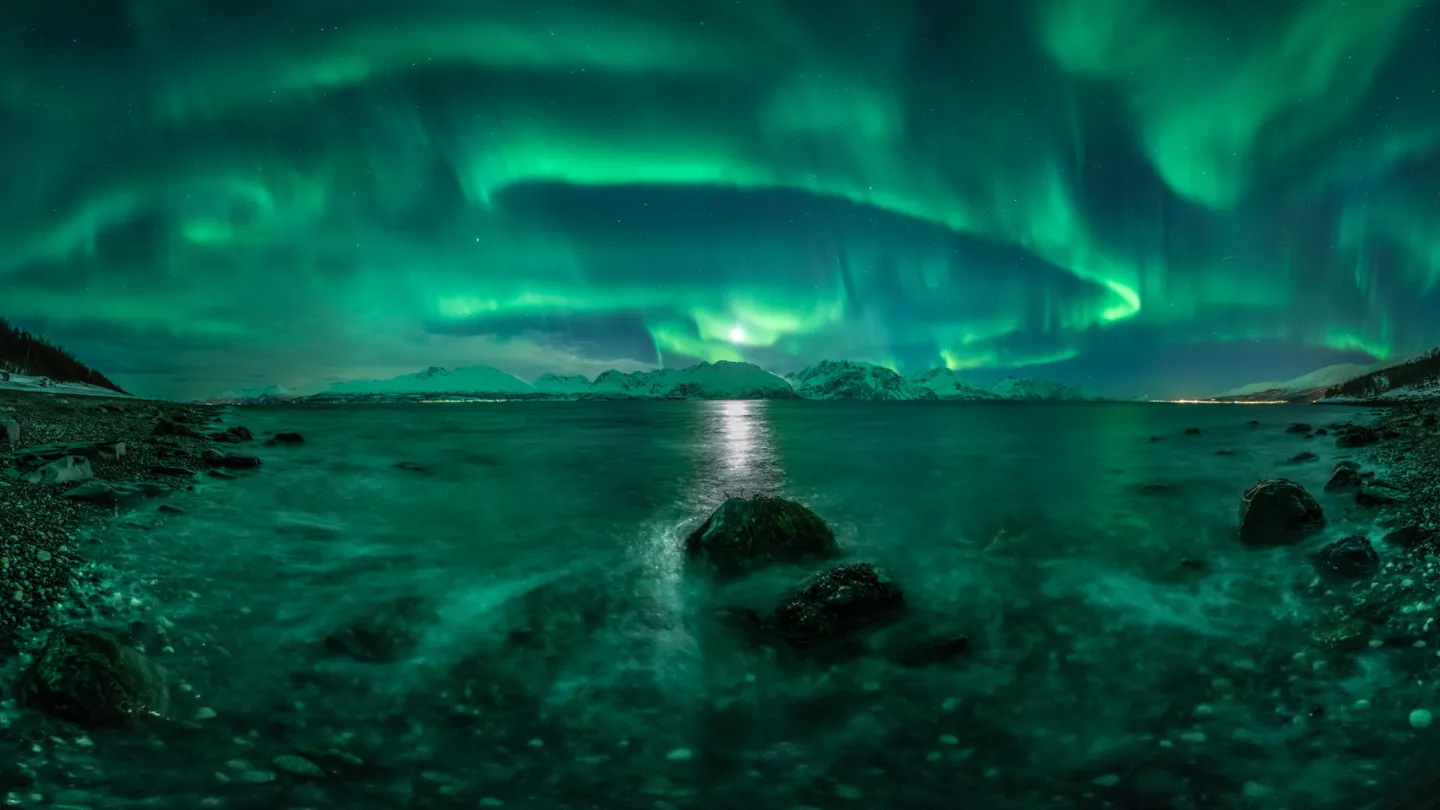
[2,0,1438,399]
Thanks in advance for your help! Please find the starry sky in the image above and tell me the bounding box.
[2,0,1438,400]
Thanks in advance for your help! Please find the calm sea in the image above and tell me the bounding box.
[14,401,1421,809]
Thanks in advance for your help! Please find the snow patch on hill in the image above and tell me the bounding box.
[787,360,936,400]
[990,377,1092,401]
[1215,363,1383,399]
[0,373,134,398]
[908,367,1000,400]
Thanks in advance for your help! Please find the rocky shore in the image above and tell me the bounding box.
[0,390,268,638]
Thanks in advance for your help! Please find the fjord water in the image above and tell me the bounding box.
[60,403,1402,808]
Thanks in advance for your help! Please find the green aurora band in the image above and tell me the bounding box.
[0,0,1436,397]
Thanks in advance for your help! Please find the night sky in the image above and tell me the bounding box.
[3,0,1438,400]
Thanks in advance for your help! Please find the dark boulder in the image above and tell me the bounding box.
[1184,428,1201,436]
[1288,452,1318,464]
[1238,478,1325,546]
[1317,536,1379,578]
[771,563,905,648]
[684,494,838,576]
[152,419,204,439]
[1247,420,1261,427]
[1325,467,1364,493]
[208,431,242,444]
[1285,423,1311,434]
[267,432,304,445]
[1315,428,1328,436]
[1382,525,1438,551]
[1214,449,1235,456]
[226,426,254,441]
[61,480,167,507]
[18,629,169,728]
[1336,426,1380,448]
[1334,460,1361,472]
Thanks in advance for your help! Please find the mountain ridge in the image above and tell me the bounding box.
[211,360,1101,404]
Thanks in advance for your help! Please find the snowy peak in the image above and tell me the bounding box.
[587,361,797,400]
[788,360,937,401]
[908,367,1001,400]
[990,376,1091,402]
[532,373,592,395]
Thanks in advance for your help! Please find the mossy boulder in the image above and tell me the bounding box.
[684,494,838,576]
[18,629,169,727]
[772,562,905,648]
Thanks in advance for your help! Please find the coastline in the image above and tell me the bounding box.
[0,389,227,639]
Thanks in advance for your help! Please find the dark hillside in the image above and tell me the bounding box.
[0,317,127,394]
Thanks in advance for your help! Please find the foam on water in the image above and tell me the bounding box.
[8,401,1420,809]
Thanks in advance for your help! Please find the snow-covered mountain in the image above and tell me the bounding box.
[206,384,305,404]
[209,360,1106,404]
[990,377,1093,401]
[532,374,592,395]
[586,361,799,400]
[1214,362,1386,402]
[908,367,1001,400]
[1317,348,1440,403]
[786,360,937,401]
[312,365,537,401]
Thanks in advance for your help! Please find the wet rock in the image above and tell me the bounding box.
[1315,428,1328,436]
[23,455,94,485]
[1334,460,1361,472]
[208,431,242,444]
[684,494,838,576]
[61,480,168,507]
[153,419,204,439]
[18,629,169,728]
[1313,618,1372,653]
[1317,536,1379,578]
[16,440,126,463]
[325,597,440,663]
[157,504,185,515]
[1324,467,1364,493]
[273,755,325,778]
[1247,420,1260,427]
[1357,486,1405,507]
[0,414,18,445]
[1288,452,1318,464]
[201,449,262,469]
[267,432,304,445]
[1285,423,1311,434]
[1184,427,1201,436]
[770,562,905,648]
[1336,425,1381,448]
[226,426,254,441]
[1238,478,1324,546]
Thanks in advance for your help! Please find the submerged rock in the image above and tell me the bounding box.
[202,449,262,469]
[1288,452,1318,464]
[1238,479,1324,546]
[325,597,439,663]
[1184,427,1201,436]
[1317,536,1379,578]
[1285,423,1311,435]
[267,432,305,445]
[1324,467,1364,493]
[684,494,838,576]
[153,419,204,439]
[19,629,169,727]
[61,480,168,507]
[771,563,905,648]
[226,425,254,441]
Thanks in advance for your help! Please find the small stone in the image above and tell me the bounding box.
[194,707,217,721]
[240,771,276,784]
[834,784,862,800]
[938,735,959,745]
[1411,709,1433,729]
[273,755,324,778]
[527,738,544,748]
[1180,731,1207,743]
[1093,774,1121,788]
[35,550,51,562]
[665,748,693,761]
[480,800,505,808]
